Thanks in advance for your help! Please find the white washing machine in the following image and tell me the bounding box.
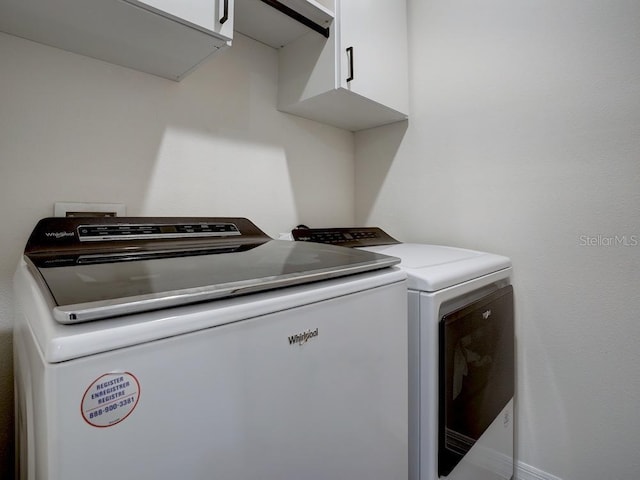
[13,217,409,480]
[292,227,515,480]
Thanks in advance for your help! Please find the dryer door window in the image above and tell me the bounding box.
[438,285,514,477]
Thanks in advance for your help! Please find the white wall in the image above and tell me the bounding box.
[0,31,355,477]
[356,1,640,479]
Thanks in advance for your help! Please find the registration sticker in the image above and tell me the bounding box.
[81,372,140,428]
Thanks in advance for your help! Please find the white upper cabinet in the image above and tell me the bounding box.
[0,0,233,81]
[125,0,234,41]
[338,0,407,117]
[234,0,333,49]
[278,0,408,131]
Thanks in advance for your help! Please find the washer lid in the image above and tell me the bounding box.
[24,217,400,323]
[359,243,511,292]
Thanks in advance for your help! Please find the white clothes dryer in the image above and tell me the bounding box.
[292,227,515,480]
[14,217,409,480]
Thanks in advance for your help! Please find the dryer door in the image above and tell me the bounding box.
[439,285,514,478]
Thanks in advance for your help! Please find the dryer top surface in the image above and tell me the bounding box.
[360,243,511,292]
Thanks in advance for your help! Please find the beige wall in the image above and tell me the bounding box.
[356,1,640,479]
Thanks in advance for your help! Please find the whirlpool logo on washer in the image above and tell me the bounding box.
[45,231,75,239]
[288,328,319,346]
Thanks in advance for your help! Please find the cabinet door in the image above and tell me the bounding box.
[127,0,234,41]
[338,0,408,115]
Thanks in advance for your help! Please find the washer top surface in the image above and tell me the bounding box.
[22,217,400,323]
[360,243,511,292]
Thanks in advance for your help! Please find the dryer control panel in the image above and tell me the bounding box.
[291,226,400,248]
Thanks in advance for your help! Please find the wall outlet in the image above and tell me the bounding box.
[54,202,126,217]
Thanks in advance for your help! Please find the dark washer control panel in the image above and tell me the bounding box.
[24,217,270,261]
[78,222,241,241]
[291,226,399,248]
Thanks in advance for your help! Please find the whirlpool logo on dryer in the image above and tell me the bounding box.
[288,328,319,346]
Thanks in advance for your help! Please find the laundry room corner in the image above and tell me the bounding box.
[2,0,640,478]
